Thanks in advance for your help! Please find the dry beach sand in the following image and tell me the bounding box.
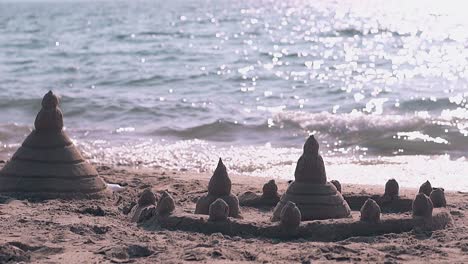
[0,165,467,263]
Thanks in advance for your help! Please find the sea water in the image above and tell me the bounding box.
[0,0,467,190]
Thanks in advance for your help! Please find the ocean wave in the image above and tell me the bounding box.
[155,120,276,143]
[273,110,426,135]
[333,27,412,38]
[0,123,31,143]
[398,97,465,112]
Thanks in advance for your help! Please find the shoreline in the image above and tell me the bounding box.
[0,165,467,263]
[92,154,468,192]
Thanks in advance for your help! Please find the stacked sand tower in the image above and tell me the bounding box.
[0,91,107,198]
[272,135,351,221]
[195,158,241,218]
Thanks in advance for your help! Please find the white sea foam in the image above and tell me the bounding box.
[79,138,468,192]
[396,131,449,144]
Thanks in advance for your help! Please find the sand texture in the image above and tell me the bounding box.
[0,166,467,263]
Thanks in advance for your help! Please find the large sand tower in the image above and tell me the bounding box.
[272,135,351,221]
[0,91,107,198]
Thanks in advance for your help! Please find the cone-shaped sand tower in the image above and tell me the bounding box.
[195,158,241,218]
[272,136,351,221]
[0,91,107,198]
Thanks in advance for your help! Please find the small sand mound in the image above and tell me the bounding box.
[239,179,280,207]
[384,179,399,199]
[419,180,433,196]
[280,201,301,232]
[413,193,433,218]
[430,188,447,208]
[156,191,175,215]
[360,199,381,223]
[130,189,157,222]
[209,198,229,222]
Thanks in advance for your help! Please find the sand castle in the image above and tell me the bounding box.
[129,139,452,241]
[195,158,241,218]
[238,179,280,207]
[140,156,452,241]
[272,136,351,221]
[0,91,107,198]
[146,202,452,241]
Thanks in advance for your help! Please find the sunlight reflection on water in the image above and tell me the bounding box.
[0,0,466,188]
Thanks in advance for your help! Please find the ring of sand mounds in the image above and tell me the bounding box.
[142,188,452,240]
[142,200,452,241]
[0,91,108,199]
[343,179,447,213]
[343,179,412,213]
[137,138,452,241]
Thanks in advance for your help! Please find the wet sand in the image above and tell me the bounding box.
[0,165,467,263]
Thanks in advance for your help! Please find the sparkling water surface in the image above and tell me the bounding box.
[0,0,467,190]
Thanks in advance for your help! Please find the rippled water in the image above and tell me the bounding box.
[0,0,467,189]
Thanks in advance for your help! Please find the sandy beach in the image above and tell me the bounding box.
[0,165,466,264]
[0,0,467,263]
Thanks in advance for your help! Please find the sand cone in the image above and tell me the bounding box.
[0,91,107,198]
[272,136,350,221]
[195,158,241,218]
